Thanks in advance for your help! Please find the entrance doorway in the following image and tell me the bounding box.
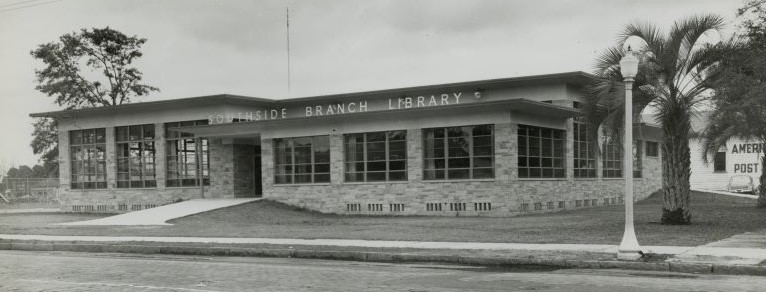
[253,145,262,197]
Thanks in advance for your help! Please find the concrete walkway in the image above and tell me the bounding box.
[0,233,759,261]
[0,233,763,275]
[0,208,61,214]
[58,198,261,226]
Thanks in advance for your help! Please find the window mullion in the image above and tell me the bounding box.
[363,134,368,182]
[385,134,390,181]
[290,142,296,184]
[468,131,474,179]
[310,138,315,183]
[443,129,448,179]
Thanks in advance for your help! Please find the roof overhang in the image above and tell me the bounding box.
[29,94,273,118]
[30,71,594,119]
[173,99,578,138]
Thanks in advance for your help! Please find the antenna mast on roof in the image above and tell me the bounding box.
[286,4,291,98]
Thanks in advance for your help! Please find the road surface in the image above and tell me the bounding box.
[0,250,763,291]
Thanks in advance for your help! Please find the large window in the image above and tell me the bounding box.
[345,130,407,182]
[518,125,565,179]
[602,136,622,178]
[166,120,210,187]
[423,125,494,180]
[274,136,330,184]
[116,124,156,188]
[633,140,642,178]
[573,121,596,178]
[70,128,107,189]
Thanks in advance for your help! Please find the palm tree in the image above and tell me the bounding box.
[583,15,725,224]
[701,39,766,207]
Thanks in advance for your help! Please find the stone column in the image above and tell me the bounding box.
[105,127,116,189]
[565,118,574,181]
[260,138,274,198]
[58,129,71,189]
[494,123,514,183]
[407,128,422,182]
[330,134,344,185]
[154,123,166,190]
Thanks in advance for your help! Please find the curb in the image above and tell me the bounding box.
[1,239,764,276]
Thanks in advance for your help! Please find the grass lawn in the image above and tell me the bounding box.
[0,191,764,246]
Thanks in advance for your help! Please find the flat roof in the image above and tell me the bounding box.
[30,71,594,118]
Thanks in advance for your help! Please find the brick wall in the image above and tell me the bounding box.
[57,126,240,213]
[261,122,662,217]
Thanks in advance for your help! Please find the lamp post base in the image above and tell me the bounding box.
[617,249,643,261]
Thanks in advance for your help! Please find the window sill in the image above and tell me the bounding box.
[342,181,409,185]
[68,188,108,191]
[713,171,727,174]
[421,178,496,183]
[165,186,210,189]
[114,188,158,191]
[517,178,567,181]
[273,183,333,187]
[573,178,600,181]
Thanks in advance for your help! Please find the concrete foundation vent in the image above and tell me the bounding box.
[426,203,442,211]
[71,205,94,212]
[448,202,466,212]
[346,203,362,212]
[389,203,405,212]
[367,203,383,212]
[474,202,491,211]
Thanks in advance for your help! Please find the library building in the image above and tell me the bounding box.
[31,72,663,216]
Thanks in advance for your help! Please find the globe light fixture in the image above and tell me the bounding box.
[618,49,643,261]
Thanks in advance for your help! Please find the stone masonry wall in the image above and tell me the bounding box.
[58,125,237,213]
[261,122,662,217]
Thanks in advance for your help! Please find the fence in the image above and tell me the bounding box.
[1,178,60,206]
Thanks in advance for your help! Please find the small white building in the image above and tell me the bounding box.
[689,112,763,191]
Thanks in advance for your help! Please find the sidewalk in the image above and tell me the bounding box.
[1,233,763,276]
[59,198,261,226]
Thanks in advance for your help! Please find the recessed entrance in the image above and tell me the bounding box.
[253,145,262,197]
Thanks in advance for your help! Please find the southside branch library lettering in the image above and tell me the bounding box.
[207,91,470,124]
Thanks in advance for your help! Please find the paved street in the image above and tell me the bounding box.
[0,251,764,292]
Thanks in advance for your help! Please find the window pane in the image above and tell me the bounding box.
[367,172,386,181]
[518,125,564,179]
[389,171,406,181]
[116,127,129,142]
[69,128,107,189]
[143,125,155,140]
[314,174,330,183]
[389,160,406,171]
[448,169,469,179]
[343,131,407,182]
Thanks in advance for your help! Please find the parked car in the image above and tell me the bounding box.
[727,175,755,194]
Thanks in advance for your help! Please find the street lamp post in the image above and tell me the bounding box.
[618,49,643,261]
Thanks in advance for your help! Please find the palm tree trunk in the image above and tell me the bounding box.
[660,111,692,224]
[758,154,766,208]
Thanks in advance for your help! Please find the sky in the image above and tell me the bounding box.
[0,0,746,171]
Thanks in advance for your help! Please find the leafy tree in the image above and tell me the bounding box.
[30,118,59,177]
[6,167,18,179]
[702,0,766,207]
[584,15,725,224]
[29,27,158,175]
[15,166,34,179]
